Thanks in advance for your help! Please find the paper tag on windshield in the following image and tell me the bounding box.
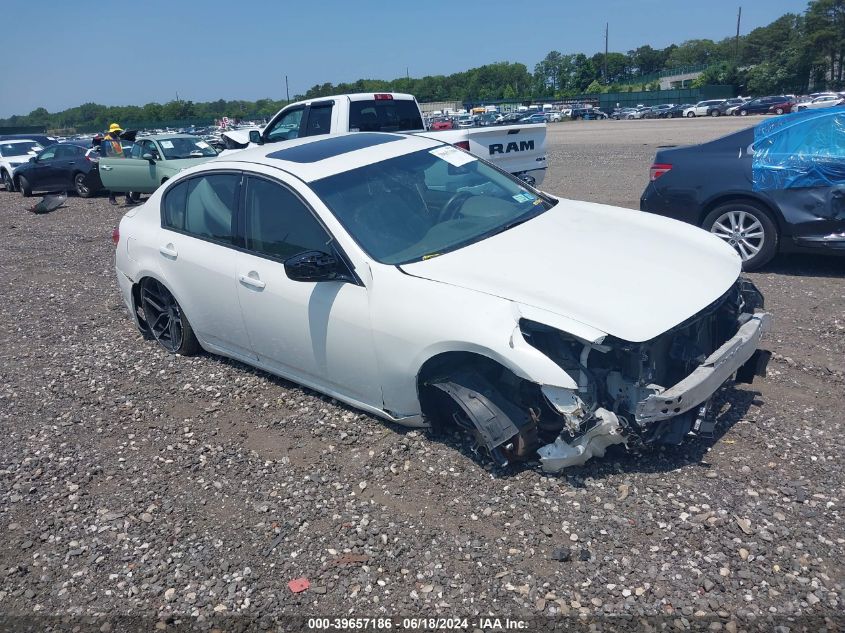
[196,141,210,148]
[512,192,537,203]
[430,146,476,167]
[160,140,174,149]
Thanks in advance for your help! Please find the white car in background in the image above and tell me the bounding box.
[683,100,728,117]
[793,94,844,111]
[0,139,42,191]
[114,132,770,472]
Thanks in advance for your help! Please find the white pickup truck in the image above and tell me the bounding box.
[223,92,548,186]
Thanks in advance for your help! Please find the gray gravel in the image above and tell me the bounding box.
[0,119,843,632]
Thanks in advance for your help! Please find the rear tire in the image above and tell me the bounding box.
[702,201,778,271]
[775,107,785,115]
[74,172,92,198]
[710,109,720,117]
[2,170,13,192]
[139,278,200,355]
[18,175,32,197]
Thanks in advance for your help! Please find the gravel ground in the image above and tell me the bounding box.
[1,118,843,632]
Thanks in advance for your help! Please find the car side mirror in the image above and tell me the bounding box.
[249,130,263,145]
[142,153,156,163]
[284,250,344,282]
[29,156,37,163]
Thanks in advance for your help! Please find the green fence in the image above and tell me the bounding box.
[594,85,733,110]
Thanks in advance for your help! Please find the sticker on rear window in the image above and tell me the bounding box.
[196,141,210,148]
[430,146,476,167]
[160,140,174,149]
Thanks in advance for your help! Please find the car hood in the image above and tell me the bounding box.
[399,199,741,343]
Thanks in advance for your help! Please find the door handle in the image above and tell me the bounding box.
[238,273,266,290]
[159,244,178,258]
[100,165,113,171]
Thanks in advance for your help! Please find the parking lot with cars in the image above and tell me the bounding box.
[0,115,842,628]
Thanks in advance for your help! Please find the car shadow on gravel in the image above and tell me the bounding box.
[760,253,845,278]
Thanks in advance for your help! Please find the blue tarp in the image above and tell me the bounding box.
[752,108,845,191]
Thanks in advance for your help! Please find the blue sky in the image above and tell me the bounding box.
[1,0,806,117]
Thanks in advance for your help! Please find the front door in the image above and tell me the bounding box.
[100,140,162,192]
[29,145,60,189]
[233,175,382,407]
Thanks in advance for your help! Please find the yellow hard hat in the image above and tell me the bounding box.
[108,123,123,133]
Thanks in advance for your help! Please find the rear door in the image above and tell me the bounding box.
[156,171,255,358]
[53,144,87,188]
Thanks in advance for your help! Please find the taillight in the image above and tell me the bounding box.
[373,93,393,100]
[111,227,119,245]
[650,163,672,181]
[454,141,470,151]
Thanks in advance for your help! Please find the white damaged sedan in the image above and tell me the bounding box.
[114,132,771,472]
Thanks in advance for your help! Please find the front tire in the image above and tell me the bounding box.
[18,175,32,197]
[710,109,720,117]
[686,111,695,118]
[739,109,748,116]
[703,201,778,271]
[139,278,200,355]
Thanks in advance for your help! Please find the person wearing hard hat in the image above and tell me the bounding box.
[101,123,132,206]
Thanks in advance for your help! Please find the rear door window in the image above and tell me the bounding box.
[162,173,240,244]
[302,102,334,137]
[349,99,423,132]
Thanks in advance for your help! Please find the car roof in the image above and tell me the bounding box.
[215,132,444,183]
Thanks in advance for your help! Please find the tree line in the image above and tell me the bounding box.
[2,0,841,132]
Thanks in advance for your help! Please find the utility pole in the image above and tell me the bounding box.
[735,7,742,61]
[604,23,609,83]
[285,75,290,102]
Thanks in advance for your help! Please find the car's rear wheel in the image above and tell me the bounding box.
[710,109,720,117]
[140,278,200,355]
[775,107,785,115]
[74,172,92,198]
[703,202,778,271]
[2,170,13,192]
[18,175,32,197]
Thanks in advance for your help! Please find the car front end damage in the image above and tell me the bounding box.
[426,278,771,472]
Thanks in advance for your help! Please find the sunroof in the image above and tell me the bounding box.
[266,133,404,163]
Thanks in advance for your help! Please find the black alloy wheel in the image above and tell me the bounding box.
[140,278,199,354]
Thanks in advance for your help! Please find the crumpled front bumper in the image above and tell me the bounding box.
[635,311,772,424]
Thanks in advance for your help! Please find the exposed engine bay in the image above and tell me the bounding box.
[426,278,771,472]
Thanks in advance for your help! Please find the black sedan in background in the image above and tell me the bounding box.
[640,109,845,270]
[662,104,693,118]
[12,142,102,198]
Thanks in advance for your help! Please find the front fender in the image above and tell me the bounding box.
[370,269,582,418]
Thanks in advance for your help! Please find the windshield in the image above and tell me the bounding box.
[0,141,41,157]
[158,137,218,160]
[311,146,557,265]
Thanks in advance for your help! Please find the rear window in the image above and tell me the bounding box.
[349,99,424,133]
